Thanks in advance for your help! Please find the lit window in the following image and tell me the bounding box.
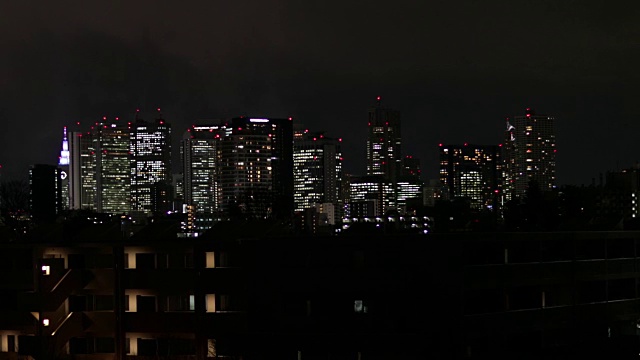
[41,265,50,276]
[354,300,367,313]
[43,319,50,326]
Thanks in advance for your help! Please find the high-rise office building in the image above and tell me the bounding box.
[29,164,62,223]
[94,117,130,214]
[182,124,226,232]
[181,117,293,232]
[347,175,396,218]
[396,156,423,213]
[130,110,172,215]
[503,108,556,200]
[69,130,96,210]
[439,144,501,211]
[293,130,343,222]
[218,117,293,220]
[366,97,402,183]
[57,127,70,210]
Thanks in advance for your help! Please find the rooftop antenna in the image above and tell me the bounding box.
[157,108,163,120]
[135,109,140,121]
[376,96,382,106]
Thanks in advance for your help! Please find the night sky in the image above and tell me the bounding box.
[1,1,640,185]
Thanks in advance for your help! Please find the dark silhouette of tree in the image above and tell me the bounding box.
[0,179,29,215]
[0,180,30,237]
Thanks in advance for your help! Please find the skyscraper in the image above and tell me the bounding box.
[366,97,402,183]
[293,130,343,222]
[69,130,96,210]
[182,124,226,232]
[130,110,172,215]
[57,127,70,210]
[94,116,130,214]
[218,117,293,220]
[396,156,423,213]
[439,144,501,211]
[181,117,293,232]
[503,108,556,200]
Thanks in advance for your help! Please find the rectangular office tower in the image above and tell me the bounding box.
[57,127,70,210]
[439,144,501,211]
[130,112,172,215]
[69,131,96,210]
[182,124,227,233]
[503,108,556,200]
[397,156,423,213]
[94,117,131,214]
[293,130,343,222]
[366,97,402,183]
[218,117,294,220]
[347,175,396,218]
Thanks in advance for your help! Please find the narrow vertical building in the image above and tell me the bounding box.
[293,130,343,223]
[182,124,225,233]
[69,130,96,210]
[397,156,423,214]
[503,108,556,200]
[57,127,70,210]
[130,110,172,215]
[366,96,402,183]
[94,116,130,214]
[29,164,62,223]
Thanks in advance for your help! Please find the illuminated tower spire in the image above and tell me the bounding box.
[58,127,70,209]
[58,127,70,166]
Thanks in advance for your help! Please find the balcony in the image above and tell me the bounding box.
[18,269,93,312]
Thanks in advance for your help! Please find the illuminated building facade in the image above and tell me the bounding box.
[94,117,131,214]
[69,131,96,210]
[439,144,501,211]
[366,97,402,183]
[347,175,396,218]
[218,117,293,220]
[503,108,556,200]
[396,156,423,213]
[182,124,226,233]
[130,111,172,215]
[293,130,343,222]
[57,127,70,210]
[396,181,423,213]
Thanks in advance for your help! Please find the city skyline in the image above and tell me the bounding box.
[2,1,640,186]
[3,103,623,188]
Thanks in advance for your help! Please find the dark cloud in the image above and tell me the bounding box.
[1,0,640,184]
